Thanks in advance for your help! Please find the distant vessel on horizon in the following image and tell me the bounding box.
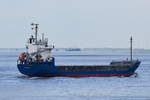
[65,48,81,51]
[17,23,141,77]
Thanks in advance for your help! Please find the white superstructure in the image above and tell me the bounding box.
[25,23,54,61]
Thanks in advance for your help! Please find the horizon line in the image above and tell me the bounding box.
[0,47,149,50]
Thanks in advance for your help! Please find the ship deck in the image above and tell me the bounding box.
[56,65,130,72]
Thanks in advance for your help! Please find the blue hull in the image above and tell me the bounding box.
[17,58,141,77]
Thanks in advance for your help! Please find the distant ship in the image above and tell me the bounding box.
[17,23,141,77]
[65,48,81,51]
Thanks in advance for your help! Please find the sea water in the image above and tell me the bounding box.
[0,48,150,100]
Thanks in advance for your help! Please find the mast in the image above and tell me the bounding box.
[130,36,133,61]
[31,23,39,44]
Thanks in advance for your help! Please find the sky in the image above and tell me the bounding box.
[0,0,150,49]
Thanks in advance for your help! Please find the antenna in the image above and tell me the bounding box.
[130,36,133,61]
[31,23,39,44]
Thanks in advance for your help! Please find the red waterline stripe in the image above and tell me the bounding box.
[29,73,132,77]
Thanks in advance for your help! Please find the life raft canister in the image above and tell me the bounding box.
[19,56,25,60]
[19,52,26,60]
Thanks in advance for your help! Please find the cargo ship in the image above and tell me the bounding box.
[17,23,141,77]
